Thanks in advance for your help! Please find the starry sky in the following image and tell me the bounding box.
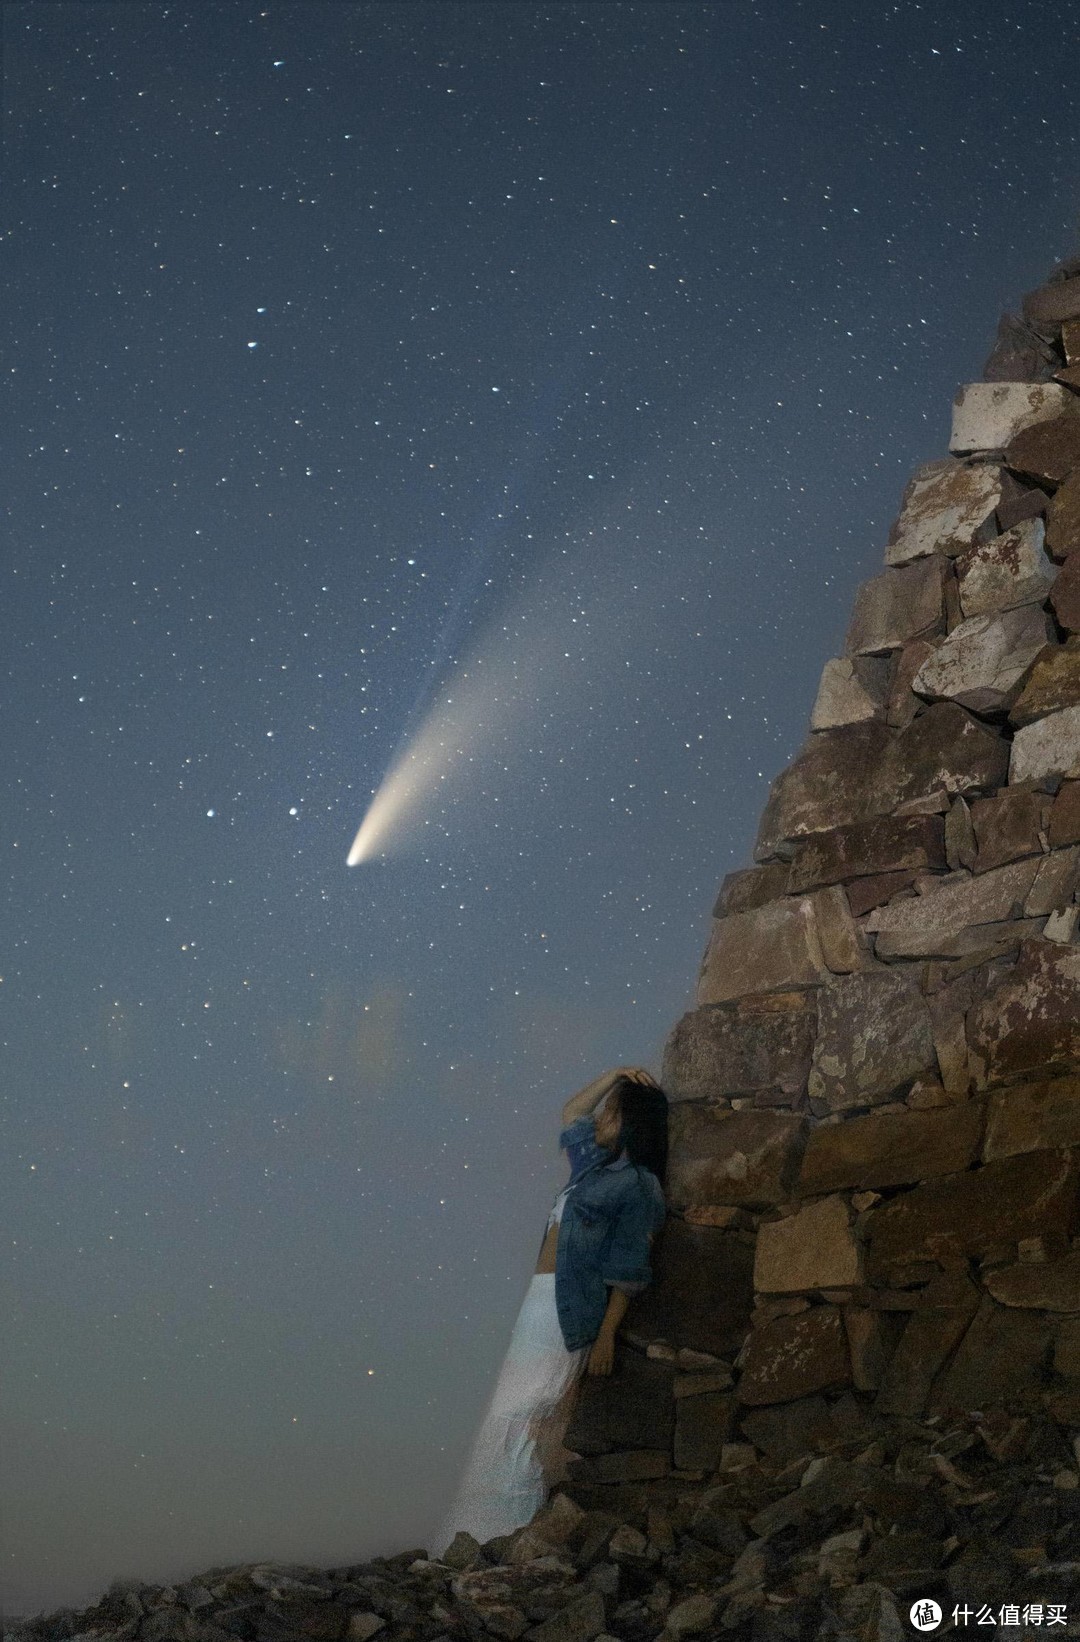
[5,0,1080,1618]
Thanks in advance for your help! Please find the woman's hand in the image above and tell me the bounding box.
[587,1331,616,1376]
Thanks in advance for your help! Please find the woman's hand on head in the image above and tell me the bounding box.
[619,1067,657,1088]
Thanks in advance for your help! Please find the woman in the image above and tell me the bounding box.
[434,1066,668,1553]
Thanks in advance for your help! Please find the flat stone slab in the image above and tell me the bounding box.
[1011,702,1080,783]
[885,460,1005,567]
[969,786,1047,872]
[874,1272,982,1419]
[564,1348,675,1457]
[955,519,1057,619]
[970,941,1080,1089]
[736,1306,851,1406]
[698,897,831,1004]
[864,858,1041,959]
[662,995,816,1105]
[883,701,1009,812]
[985,1251,1080,1311]
[912,605,1052,714]
[627,1219,755,1357]
[807,971,936,1112]
[950,382,1078,454]
[1049,779,1080,847]
[1006,412,1080,488]
[754,720,894,860]
[788,813,945,894]
[712,863,791,918]
[929,1297,1053,1414]
[1010,636,1080,726]
[983,1073,1080,1161]
[863,1148,1080,1280]
[810,656,890,731]
[1023,275,1080,329]
[665,1106,808,1210]
[845,558,946,656]
[754,1195,861,1294]
[798,1101,985,1193]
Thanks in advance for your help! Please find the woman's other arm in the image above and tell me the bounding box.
[586,1288,630,1376]
[560,1065,655,1126]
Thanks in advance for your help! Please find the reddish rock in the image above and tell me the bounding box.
[929,1297,1053,1414]
[968,940,1080,1087]
[969,786,1048,871]
[886,639,937,729]
[1049,779,1080,846]
[1023,275,1080,330]
[662,996,816,1106]
[882,701,1009,812]
[1050,553,1080,631]
[875,1272,982,1418]
[845,869,922,917]
[666,1106,807,1210]
[807,971,936,1112]
[627,1219,754,1357]
[1010,637,1080,727]
[797,1101,984,1194]
[955,519,1057,618]
[1005,413,1080,487]
[845,558,947,656]
[982,1073,1080,1161]
[996,486,1051,534]
[787,813,945,894]
[564,1350,675,1457]
[753,720,894,860]
[736,1306,851,1406]
[1045,469,1080,559]
[985,1251,1080,1311]
[698,897,831,1004]
[712,863,790,918]
[863,1149,1079,1280]
[982,313,1061,383]
[864,857,1041,960]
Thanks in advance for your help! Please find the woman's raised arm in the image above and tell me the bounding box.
[560,1065,655,1126]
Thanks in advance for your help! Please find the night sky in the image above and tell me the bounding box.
[5,0,1080,1617]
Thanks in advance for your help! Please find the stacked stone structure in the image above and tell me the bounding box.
[560,258,1080,1502]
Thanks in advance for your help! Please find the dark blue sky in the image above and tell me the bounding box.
[5,0,1080,1616]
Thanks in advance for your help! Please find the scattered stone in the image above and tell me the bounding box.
[807,971,936,1111]
[955,518,1057,618]
[913,604,1051,715]
[810,655,891,730]
[950,382,1078,454]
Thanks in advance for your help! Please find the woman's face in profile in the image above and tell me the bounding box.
[593,1091,622,1152]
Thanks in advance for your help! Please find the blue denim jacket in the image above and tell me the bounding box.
[554,1115,667,1351]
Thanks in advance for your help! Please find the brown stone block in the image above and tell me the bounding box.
[807,971,936,1112]
[736,1306,851,1406]
[982,1073,1080,1161]
[929,1297,1053,1414]
[983,313,1061,382]
[666,1105,807,1209]
[913,605,1052,715]
[985,1251,1080,1311]
[1044,1384,1080,1425]
[1023,275,1080,330]
[1046,470,1080,559]
[1025,845,1080,914]
[754,1195,861,1294]
[1010,637,1080,727]
[808,885,867,974]
[845,558,947,657]
[843,1306,903,1392]
[673,1392,732,1471]
[864,857,1041,959]
[1006,413,1080,487]
[874,1282,982,1419]
[997,486,1051,534]
[797,1101,984,1194]
[1050,553,1080,632]
[863,1149,1079,1281]
[564,1349,675,1457]
[1054,1317,1080,1377]
[945,795,978,870]
[661,997,816,1106]
[626,1218,755,1357]
[712,863,791,918]
[1049,779,1080,847]
[968,940,1080,1087]
[697,897,831,1004]
[787,813,945,894]
[882,701,1009,813]
[753,721,894,860]
[969,786,1047,870]
[886,639,937,729]
[565,1450,670,1484]
[846,870,921,917]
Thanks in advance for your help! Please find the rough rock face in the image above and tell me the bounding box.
[22,259,1080,1642]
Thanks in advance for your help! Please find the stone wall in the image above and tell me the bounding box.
[564,257,1080,1504]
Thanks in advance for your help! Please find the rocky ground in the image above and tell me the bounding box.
[9,1409,1080,1642]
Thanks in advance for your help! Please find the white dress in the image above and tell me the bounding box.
[432,1187,588,1553]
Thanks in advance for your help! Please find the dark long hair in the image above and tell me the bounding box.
[610,1077,668,1184]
